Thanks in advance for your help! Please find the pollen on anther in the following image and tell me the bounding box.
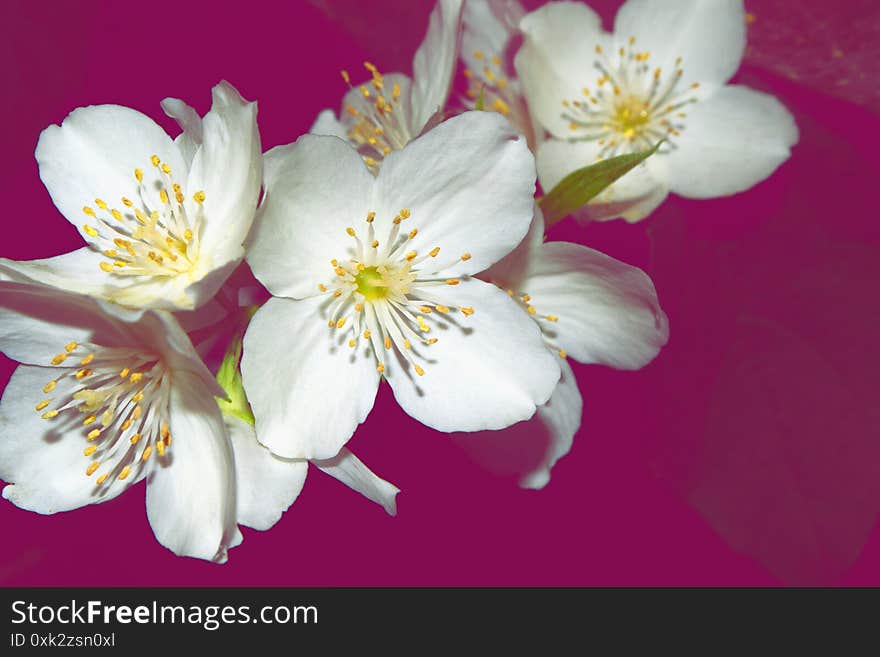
[546,315,559,322]
[142,445,153,462]
[130,373,143,384]
[559,349,567,359]
[460,253,471,261]
[414,364,425,377]
[84,445,97,456]
[399,208,411,219]
[363,329,372,339]
[371,240,380,249]
[445,279,460,286]
[336,317,348,329]
[376,362,385,374]
[408,229,418,239]
[134,168,143,182]
[405,251,417,261]
[41,410,59,419]
[87,429,101,441]
[383,335,392,350]
[346,227,356,237]
[83,225,99,238]
[65,341,77,352]
[461,307,474,316]
[96,473,109,486]
[435,305,449,313]
[35,400,50,411]
[86,462,100,476]
[429,247,441,257]
[118,466,132,481]
[42,381,57,394]
[156,440,166,457]
[130,433,141,445]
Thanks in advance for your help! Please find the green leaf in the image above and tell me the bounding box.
[474,86,485,111]
[215,308,258,426]
[538,141,662,226]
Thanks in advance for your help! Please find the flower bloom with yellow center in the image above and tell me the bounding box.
[243,111,561,460]
[1,81,262,310]
[515,0,799,222]
[475,205,668,488]
[311,0,463,173]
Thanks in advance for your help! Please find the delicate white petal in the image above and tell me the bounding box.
[225,414,308,531]
[410,0,464,132]
[385,278,560,432]
[241,296,381,459]
[614,0,746,89]
[480,203,546,290]
[462,0,526,74]
[0,249,108,298]
[518,242,669,369]
[185,81,262,268]
[515,2,608,138]
[309,108,349,140]
[536,138,669,222]
[145,371,238,562]
[520,358,582,489]
[36,105,185,236]
[246,135,374,299]
[0,365,146,513]
[374,111,535,276]
[161,96,203,167]
[314,447,400,516]
[664,85,799,198]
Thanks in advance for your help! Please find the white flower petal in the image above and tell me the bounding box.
[246,135,374,299]
[664,85,799,198]
[36,104,185,236]
[410,0,464,132]
[518,242,669,369]
[385,278,560,432]
[0,365,146,513]
[519,357,582,489]
[614,0,746,90]
[310,108,349,139]
[145,371,238,562]
[185,81,262,268]
[0,248,108,298]
[241,296,381,459]
[161,96,203,167]
[374,111,535,276]
[515,1,607,138]
[225,414,308,531]
[314,447,400,516]
[536,138,669,223]
[462,0,526,75]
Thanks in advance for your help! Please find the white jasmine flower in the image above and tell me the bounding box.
[1,81,262,309]
[480,206,669,487]
[460,0,541,148]
[243,111,560,459]
[311,0,464,172]
[0,274,240,561]
[516,0,799,222]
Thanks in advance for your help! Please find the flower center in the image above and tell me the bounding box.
[340,62,411,173]
[317,209,475,377]
[560,37,700,158]
[35,340,173,487]
[79,155,205,280]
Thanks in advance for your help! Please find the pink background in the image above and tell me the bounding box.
[1,0,879,586]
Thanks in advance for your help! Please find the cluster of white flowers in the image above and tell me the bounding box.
[0,0,794,561]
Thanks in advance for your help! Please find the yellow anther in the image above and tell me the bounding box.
[35,400,50,411]
[328,319,335,328]
[392,83,401,100]
[330,259,339,266]
[408,229,418,239]
[335,266,347,277]
[102,249,118,258]
[376,362,385,374]
[546,315,559,322]
[366,212,376,222]
[491,98,510,115]
[114,260,126,268]
[445,279,460,286]
[175,191,185,204]
[336,317,347,329]
[130,433,141,445]
[460,307,474,316]
[473,50,485,60]
[159,189,169,205]
[119,368,130,378]
[121,196,133,207]
[156,440,166,457]
[130,373,143,383]
[419,306,433,314]
[460,253,471,261]
[435,305,449,313]
[348,339,358,348]
[84,445,97,456]
[120,419,132,431]
[96,473,109,485]
[83,224,99,237]
[595,44,603,54]
[414,364,425,376]
[364,156,377,168]
[183,229,194,242]
[118,466,132,481]
[75,368,92,380]
[41,410,59,419]
[559,349,567,359]
[134,208,148,224]
[82,206,96,217]
[87,429,101,441]
[363,329,372,340]
[371,240,380,249]
[522,294,531,302]
[142,445,153,462]
[131,405,142,420]
[341,69,351,84]
[527,305,537,315]
[150,155,161,167]
[42,381,57,394]
[333,289,343,298]
[193,190,206,204]
[99,262,114,273]
[83,415,97,426]
[318,284,328,292]
[51,353,67,365]
[354,303,363,312]
[425,338,438,345]
[417,316,430,333]
[403,339,411,350]
[134,168,143,182]
[429,247,440,257]
[161,163,171,174]
[405,251,417,261]
[94,199,108,211]
[346,227,356,237]
[360,85,370,98]
[384,336,392,350]
[86,462,100,476]
[399,208,410,219]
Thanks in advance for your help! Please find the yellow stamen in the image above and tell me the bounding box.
[414,364,425,376]
[86,462,100,476]
[84,445,97,456]
[35,400,50,411]
[118,466,132,481]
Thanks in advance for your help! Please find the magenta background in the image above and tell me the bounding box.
[1,0,879,586]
